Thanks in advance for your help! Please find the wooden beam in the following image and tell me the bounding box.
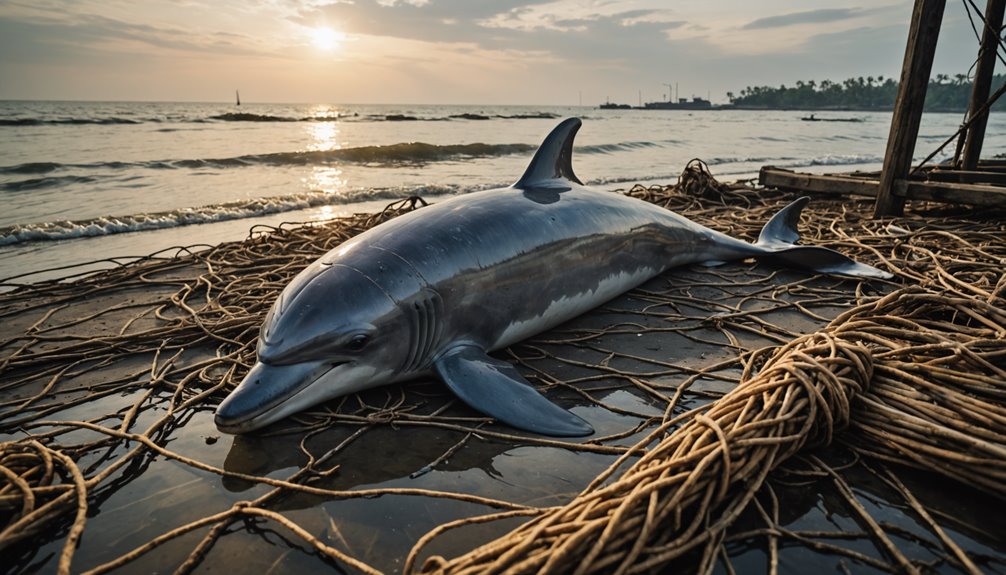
[962,0,1006,169]
[926,169,1006,185]
[760,167,878,197]
[875,0,946,217]
[894,180,1006,207]
[761,167,1006,208]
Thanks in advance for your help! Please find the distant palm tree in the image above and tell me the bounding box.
[729,73,1006,111]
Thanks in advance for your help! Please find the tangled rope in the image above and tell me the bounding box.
[1,168,1004,574]
[842,290,1006,494]
[407,174,1006,574]
[412,284,1005,575]
[0,440,87,575]
[413,331,874,574]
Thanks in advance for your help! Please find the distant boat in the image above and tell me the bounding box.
[599,101,631,110]
[236,90,241,106]
[801,114,862,122]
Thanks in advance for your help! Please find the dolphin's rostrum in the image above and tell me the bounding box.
[215,118,891,437]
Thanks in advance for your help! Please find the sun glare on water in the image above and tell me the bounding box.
[310,26,344,51]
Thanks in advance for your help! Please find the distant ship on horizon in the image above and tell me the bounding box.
[643,96,712,110]
[599,96,717,111]
[598,99,631,110]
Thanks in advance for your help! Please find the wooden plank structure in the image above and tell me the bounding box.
[963,0,1006,169]
[759,0,1006,215]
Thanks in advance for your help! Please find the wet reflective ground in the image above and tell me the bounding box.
[2,201,1004,574]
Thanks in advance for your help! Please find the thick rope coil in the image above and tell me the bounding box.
[413,285,1006,574]
[414,333,875,575]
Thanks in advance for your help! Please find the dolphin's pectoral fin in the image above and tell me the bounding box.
[434,346,594,437]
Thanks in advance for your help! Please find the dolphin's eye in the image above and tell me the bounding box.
[345,334,370,352]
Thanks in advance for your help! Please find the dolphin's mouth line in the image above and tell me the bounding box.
[217,361,349,432]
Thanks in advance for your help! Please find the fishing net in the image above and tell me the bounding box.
[412,286,1005,575]
[1,163,1003,574]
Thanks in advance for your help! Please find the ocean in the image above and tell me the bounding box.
[1,100,998,284]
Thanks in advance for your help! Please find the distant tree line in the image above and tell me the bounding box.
[727,74,1006,112]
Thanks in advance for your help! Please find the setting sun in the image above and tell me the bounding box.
[310,26,344,51]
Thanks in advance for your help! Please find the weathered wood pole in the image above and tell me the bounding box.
[875,0,946,217]
[962,0,1006,169]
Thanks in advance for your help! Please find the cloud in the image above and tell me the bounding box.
[308,0,690,63]
[618,9,682,27]
[0,7,271,64]
[477,2,681,32]
[377,0,431,5]
[742,8,864,30]
[0,0,981,104]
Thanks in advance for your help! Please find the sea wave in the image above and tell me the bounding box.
[233,142,538,166]
[624,152,884,174]
[803,153,884,166]
[0,117,144,126]
[0,139,659,179]
[1,162,63,174]
[209,112,300,122]
[2,175,98,192]
[0,188,462,246]
[576,141,662,154]
[443,112,561,121]
[0,142,538,176]
[1,111,561,126]
[704,156,788,166]
[588,173,681,186]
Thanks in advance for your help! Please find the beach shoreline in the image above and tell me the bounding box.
[7,101,978,284]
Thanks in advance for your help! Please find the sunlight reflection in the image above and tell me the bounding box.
[309,203,356,223]
[307,121,340,151]
[302,113,349,221]
[303,166,348,195]
[315,204,336,222]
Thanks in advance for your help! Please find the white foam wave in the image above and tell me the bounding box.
[807,154,884,166]
[703,154,883,170]
[794,153,884,167]
[588,173,681,186]
[0,187,463,246]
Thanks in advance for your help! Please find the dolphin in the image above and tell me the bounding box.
[214,117,890,437]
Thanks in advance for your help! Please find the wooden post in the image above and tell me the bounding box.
[875,0,946,217]
[962,0,1006,169]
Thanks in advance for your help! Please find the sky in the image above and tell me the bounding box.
[0,0,995,105]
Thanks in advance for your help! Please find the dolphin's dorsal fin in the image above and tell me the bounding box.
[514,117,583,188]
[434,345,594,436]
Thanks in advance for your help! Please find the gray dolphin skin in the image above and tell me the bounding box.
[214,117,891,437]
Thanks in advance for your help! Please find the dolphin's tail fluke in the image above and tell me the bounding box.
[753,197,893,279]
